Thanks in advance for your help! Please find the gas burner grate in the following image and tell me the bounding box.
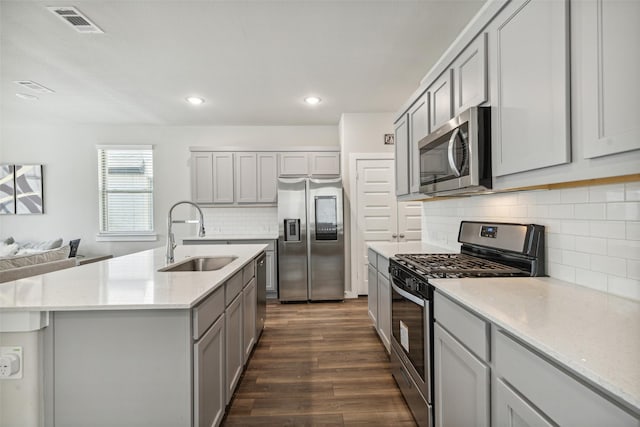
[395,253,527,277]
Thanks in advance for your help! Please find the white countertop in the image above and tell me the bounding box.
[0,244,266,311]
[367,241,451,259]
[183,233,278,241]
[431,276,640,412]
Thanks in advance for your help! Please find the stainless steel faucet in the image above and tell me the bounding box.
[166,200,205,264]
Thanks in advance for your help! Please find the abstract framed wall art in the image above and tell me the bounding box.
[15,164,44,214]
[0,165,16,215]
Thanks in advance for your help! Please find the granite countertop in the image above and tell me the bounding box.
[183,233,278,241]
[431,276,640,413]
[0,244,266,311]
[367,241,451,259]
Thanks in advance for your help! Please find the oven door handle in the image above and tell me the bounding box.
[391,282,425,307]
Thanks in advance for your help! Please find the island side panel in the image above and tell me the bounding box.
[50,309,192,427]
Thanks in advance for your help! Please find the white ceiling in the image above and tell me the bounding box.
[0,0,484,126]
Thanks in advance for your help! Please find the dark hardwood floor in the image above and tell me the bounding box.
[223,298,416,426]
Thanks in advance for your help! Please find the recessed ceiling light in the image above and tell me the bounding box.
[186,96,205,105]
[304,96,321,105]
[16,93,39,101]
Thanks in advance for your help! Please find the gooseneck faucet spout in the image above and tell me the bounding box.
[166,200,206,264]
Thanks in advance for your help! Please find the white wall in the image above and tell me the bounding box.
[339,112,395,296]
[421,182,640,301]
[0,124,337,257]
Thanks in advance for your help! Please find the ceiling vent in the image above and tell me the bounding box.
[13,80,55,94]
[47,6,104,34]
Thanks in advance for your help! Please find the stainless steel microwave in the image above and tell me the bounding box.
[418,106,491,196]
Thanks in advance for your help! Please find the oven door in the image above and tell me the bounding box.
[391,281,431,402]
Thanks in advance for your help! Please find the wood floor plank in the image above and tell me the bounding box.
[222,298,416,426]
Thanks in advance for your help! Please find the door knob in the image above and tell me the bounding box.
[399,234,405,238]
[392,234,398,238]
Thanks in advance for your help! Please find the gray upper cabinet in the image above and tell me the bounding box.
[235,152,258,203]
[257,153,278,203]
[452,32,488,116]
[408,93,429,194]
[191,152,214,204]
[429,69,453,132]
[491,0,570,177]
[394,114,410,196]
[309,152,340,176]
[279,152,309,176]
[577,0,640,159]
[212,153,235,203]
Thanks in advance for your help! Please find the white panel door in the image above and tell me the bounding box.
[235,152,257,203]
[397,201,422,242]
[355,159,398,295]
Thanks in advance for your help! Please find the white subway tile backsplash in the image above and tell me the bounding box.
[574,203,606,220]
[607,202,640,221]
[422,183,640,300]
[590,254,626,277]
[607,276,640,301]
[589,184,625,202]
[589,220,626,239]
[574,236,607,255]
[607,239,640,261]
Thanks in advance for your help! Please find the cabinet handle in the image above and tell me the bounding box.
[392,234,398,238]
[447,128,462,177]
[399,234,405,238]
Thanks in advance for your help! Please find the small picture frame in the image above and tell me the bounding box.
[384,134,394,145]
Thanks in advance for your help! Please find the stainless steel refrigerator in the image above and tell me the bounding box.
[278,177,344,302]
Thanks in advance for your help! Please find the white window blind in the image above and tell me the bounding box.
[98,146,154,236]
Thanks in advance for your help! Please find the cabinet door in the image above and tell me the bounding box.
[578,0,640,158]
[213,153,234,203]
[408,94,429,194]
[367,264,378,326]
[309,152,340,176]
[194,315,225,427]
[495,379,554,427]
[430,69,453,131]
[242,278,257,364]
[191,152,214,203]
[453,33,488,115]
[493,0,570,176]
[225,294,243,403]
[377,272,391,353]
[394,115,410,196]
[257,153,278,203]
[265,250,276,292]
[279,152,309,176]
[235,153,257,203]
[434,323,489,427]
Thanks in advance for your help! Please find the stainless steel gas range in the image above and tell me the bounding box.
[388,221,545,426]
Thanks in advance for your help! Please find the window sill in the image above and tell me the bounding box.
[96,233,158,242]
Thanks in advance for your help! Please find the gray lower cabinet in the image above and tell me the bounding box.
[367,264,378,326]
[225,293,243,404]
[495,378,553,427]
[377,272,391,353]
[242,277,257,364]
[433,323,490,427]
[194,315,226,427]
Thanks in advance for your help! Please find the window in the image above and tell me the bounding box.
[97,145,156,241]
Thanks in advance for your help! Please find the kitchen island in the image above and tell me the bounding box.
[0,244,266,427]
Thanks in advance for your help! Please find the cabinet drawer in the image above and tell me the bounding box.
[377,255,389,279]
[367,248,378,269]
[225,271,243,306]
[434,292,489,362]
[193,286,225,340]
[242,260,255,285]
[495,330,637,426]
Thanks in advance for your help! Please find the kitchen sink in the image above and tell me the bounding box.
[158,256,237,272]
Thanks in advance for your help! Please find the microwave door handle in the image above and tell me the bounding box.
[447,128,462,177]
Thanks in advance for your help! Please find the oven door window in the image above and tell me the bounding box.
[420,122,470,186]
[391,283,425,380]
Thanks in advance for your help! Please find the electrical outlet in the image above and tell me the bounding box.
[0,346,23,379]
